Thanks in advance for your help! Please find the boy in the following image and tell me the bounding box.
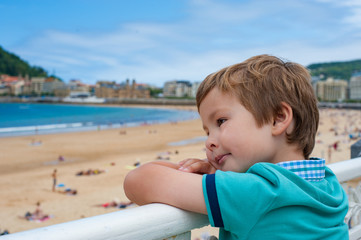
[124,55,349,239]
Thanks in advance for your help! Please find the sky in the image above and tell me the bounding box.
[1,0,361,87]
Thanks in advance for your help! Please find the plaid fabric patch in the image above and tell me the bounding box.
[276,158,325,182]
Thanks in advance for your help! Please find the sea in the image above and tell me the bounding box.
[0,103,199,137]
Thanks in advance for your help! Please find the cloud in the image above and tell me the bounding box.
[11,0,361,86]
[343,5,361,28]
[315,0,361,29]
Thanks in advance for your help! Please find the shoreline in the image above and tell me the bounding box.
[0,97,197,106]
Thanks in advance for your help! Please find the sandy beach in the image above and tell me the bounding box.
[0,106,361,239]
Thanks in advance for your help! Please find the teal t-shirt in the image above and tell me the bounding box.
[202,160,349,239]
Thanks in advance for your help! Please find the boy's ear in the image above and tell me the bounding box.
[272,102,293,136]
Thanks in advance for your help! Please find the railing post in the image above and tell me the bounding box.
[351,139,361,159]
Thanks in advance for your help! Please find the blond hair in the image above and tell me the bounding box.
[196,54,319,159]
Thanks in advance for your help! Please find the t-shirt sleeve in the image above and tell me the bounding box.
[202,166,281,232]
[202,173,223,227]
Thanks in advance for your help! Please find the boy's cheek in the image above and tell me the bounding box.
[205,151,215,166]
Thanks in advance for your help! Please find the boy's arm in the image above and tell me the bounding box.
[123,161,207,214]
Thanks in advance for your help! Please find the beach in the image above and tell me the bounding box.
[0,106,360,238]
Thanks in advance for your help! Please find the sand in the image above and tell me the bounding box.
[0,106,360,239]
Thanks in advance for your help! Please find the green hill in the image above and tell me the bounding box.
[307,59,361,81]
[0,45,48,78]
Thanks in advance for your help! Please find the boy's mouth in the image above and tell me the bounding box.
[215,154,230,165]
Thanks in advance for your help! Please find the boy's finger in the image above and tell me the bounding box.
[178,158,196,166]
[182,162,213,174]
[181,159,203,169]
[179,160,202,172]
[179,158,200,167]
[179,162,201,172]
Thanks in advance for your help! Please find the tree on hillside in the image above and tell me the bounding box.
[307,59,361,81]
[0,45,48,77]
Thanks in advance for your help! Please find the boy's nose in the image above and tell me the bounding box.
[205,136,218,151]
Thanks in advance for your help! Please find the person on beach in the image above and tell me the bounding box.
[58,188,77,195]
[58,155,65,162]
[124,55,349,239]
[24,201,49,221]
[33,201,43,218]
[98,199,133,208]
[0,228,9,236]
[52,169,57,192]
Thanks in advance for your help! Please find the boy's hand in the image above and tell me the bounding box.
[124,161,207,214]
[178,158,216,174]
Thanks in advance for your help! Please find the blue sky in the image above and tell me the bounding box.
[1,0,361,87]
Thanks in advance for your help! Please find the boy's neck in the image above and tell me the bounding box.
[270,144,305,164]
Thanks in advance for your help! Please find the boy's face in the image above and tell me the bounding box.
[199,88,277,173]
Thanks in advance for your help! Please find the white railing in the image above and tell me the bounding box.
[328,157,361,183]
[0,203,209,240]
[2,157,361,240]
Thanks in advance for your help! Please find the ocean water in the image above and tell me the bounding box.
[0,103,199,137]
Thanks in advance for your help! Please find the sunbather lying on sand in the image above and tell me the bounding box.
[58,188,77,195]
[97,199,133,209]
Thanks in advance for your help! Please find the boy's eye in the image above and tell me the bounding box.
[217,118,226,127]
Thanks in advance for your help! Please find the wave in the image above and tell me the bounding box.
[0,122,89,134]
[0,118,186,137]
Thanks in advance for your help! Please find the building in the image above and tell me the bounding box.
[68,79,90,92]
[95,79,150,99]
[316,78,348,102]
[10,80,25,96]
[30,77,46,95]
[191,82,201,98]
[0,75,72,97]
[311,76,320,98]
[95,81,118,98]
[349,71,361,101]
[22,76,32,96]
[43,77,66,95]
[0,74,26,96]
[0,84,10,95]
[163,80,192,98]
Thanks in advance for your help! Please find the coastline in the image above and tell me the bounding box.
[0,96,197,106]
[0,107,360,239]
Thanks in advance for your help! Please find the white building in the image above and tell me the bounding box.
[191,82,201,98]
[349,71,361,100]
[311,76,320,98]
[316,78,348,102]
[163,80,192,97]
[31,77,46,95]
[68,79,89,92]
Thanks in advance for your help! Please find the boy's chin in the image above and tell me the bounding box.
[221,164,249,173]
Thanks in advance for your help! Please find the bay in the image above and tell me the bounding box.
[0,103,199,137]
